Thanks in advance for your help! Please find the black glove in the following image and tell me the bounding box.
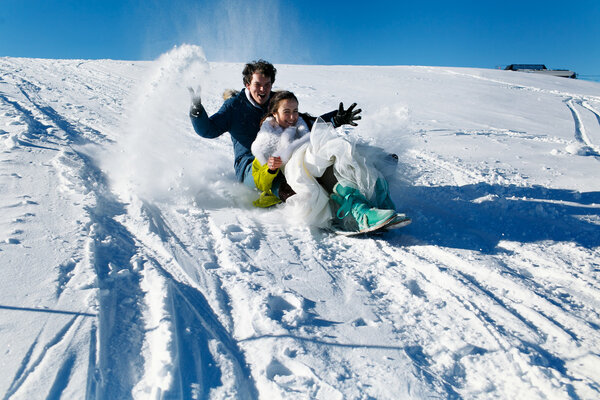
[333,102,362,127]
[188,87,203,117]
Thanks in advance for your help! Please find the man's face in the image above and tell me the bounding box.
[245,73,272,105]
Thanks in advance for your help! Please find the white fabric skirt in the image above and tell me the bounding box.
[281,120,394,228]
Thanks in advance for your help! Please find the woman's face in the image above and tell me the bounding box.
[273,99,299,128]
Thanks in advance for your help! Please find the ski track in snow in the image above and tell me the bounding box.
[444,68,600,160]
[564,98,600,158]
[1,54,600,399]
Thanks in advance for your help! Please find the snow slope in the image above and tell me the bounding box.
[1,45,599,399]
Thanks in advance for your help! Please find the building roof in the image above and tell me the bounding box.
[505,64,547,71]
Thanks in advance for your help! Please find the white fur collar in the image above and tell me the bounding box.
[251,116,311,165]
[244,88,263,109]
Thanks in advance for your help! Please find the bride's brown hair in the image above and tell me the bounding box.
[260,91,298,125]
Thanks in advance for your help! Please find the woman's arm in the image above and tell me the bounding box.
[252,118,281,165]
[252,158,280,192]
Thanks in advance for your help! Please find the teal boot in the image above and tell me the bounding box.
[374,178,396,210]
[331,183,395,232]
[373,178,412,229]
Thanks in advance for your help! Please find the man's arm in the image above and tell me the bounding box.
[319,110,338,126]
[190,105,229,139]
[189,89,232,139]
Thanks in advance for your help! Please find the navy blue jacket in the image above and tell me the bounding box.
[190,89,337,182]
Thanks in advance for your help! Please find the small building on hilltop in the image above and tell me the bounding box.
[505,64,577,79]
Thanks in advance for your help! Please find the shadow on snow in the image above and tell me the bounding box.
[392,182,600,253]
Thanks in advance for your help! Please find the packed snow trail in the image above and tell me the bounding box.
[1,47,599,399]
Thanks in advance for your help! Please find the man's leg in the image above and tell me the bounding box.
[316,166,337,194]
[242,163,256,188]
[271,174,295,202]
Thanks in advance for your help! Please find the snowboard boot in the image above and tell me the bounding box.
[374,178,396,210]
[331,183,395,232]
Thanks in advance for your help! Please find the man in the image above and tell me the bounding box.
[189,59,362,193]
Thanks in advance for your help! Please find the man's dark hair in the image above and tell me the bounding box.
[243,60,277,86]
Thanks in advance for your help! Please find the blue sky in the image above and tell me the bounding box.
[1,0,599,79]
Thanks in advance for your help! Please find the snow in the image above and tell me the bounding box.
[1,44,599,399]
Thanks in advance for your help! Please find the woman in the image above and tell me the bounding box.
[251,91,410,233]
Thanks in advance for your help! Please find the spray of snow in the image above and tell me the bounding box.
[356,103,412,149]
[188,0,304,64]
[139,0,306,64]
[97,44,245,207]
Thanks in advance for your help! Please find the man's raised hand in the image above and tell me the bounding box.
[188,86,203,117]
[333,102,362,127]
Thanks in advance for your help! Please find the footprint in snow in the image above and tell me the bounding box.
[266,359,293,381]
[12,213,36,223]
[7,117,24,126]
[223,224,245,241]
[4,200,38,208]
[266,293,338,329]
[266,293,308,328]
[265,355,339,396]
[404,279,427,298]
[3,135,19,150]
[56,259,77,297]
[223,224,259,248]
